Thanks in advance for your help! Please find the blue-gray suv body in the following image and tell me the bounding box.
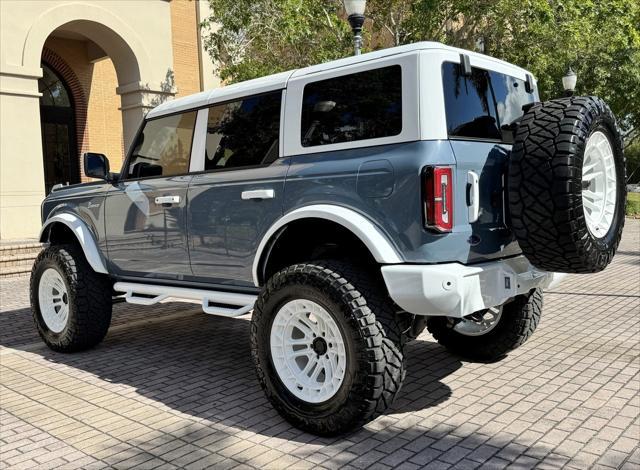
[32,42,627,435]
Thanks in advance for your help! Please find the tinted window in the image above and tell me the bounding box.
[489,70,536,130]
[442,62,535,142]
[128,112,196,178]
[301,65,402,147]
[205,91,281,171]
[442,62,500,140]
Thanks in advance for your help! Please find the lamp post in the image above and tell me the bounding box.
[562,67,577,97]
[343,0,366,56]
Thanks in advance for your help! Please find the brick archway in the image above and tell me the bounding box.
[40,47,88,182]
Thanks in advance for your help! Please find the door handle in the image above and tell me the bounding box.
[154,195,181,205]
[241,189,275,200]
[467,171,480,223]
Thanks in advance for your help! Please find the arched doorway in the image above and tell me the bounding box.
[38,63,79,193]
[1,2,179,240]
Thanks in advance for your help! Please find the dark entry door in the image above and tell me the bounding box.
[39,64,79,194]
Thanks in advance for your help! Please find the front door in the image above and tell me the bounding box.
[105,111,197,279]
[39,64,79,194]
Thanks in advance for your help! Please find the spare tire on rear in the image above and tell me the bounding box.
[508,96,626,274]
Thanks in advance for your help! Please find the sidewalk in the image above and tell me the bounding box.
[1,221,638,469]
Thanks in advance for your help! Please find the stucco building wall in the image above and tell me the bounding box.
[0,0,219,240]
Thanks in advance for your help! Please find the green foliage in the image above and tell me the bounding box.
[435,0,640,136]
[626,142,640,183]
[202,0,640,136]
[626,192,640,217]
[201,0,351,83]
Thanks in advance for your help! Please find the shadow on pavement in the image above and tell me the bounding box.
[0,301,460,441]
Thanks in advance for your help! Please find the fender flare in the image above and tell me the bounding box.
[252,204,403,286]
[40,213,109,274]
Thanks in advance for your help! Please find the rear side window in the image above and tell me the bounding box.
[128,112,196,179]
[489,70,536,130]
[301,65,402,147]
[205,91,281,171]
[442,62,535,142]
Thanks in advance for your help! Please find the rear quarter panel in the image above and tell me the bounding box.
[284,140,489,264]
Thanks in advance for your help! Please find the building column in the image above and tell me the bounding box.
[0,66,46,240]
[116,81,177,152]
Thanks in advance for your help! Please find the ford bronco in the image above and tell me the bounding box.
[31,42,626,435]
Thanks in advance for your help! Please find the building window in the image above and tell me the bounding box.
[39,65,72,108]
[300,65,403,147]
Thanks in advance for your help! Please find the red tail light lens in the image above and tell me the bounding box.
[424,166,453,232]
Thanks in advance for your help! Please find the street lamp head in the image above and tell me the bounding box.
[343,0,366,56]
[562,67,577,95]
[343,0,366,16]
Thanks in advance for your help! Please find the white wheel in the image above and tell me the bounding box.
[269,299,347,403]
[428,290,543,360]
[37,268,69,333]
[253,261,406,435]
[453,306,502,337]
[582,130,617,238]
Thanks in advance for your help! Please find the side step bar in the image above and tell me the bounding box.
[113,282,257,317]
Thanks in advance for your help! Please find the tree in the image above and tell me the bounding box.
[626,142,640,183]
[201,0,351,83]
[425,0,640,141]
[202,0,640,141]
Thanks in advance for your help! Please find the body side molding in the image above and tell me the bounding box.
[252,204,403,286]
[40,213,108,274]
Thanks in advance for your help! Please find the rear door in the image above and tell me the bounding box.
[441,59,538,262]
[187,90,288,287]
[105,111,197,278]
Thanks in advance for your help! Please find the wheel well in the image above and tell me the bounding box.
[259,218,381,286]
[42,222,79,248]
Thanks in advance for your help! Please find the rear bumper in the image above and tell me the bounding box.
[381,256,565,318]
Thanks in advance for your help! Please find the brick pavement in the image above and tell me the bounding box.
[1,220,639,469]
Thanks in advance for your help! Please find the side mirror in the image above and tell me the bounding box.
[83,152,110,180]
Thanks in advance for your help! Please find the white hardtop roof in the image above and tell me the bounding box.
[147,41,533,119]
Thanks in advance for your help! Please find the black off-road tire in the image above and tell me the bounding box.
[427,289,543,361]
[30,244,112,352]
[509,96,626,273]
[251,260,406,436]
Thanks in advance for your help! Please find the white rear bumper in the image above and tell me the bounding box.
[381,256,565,318]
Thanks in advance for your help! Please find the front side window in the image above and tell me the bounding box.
[127,112,196,179]
[205,91,282,171]
[301,65,402,147]
[442,62,535,142]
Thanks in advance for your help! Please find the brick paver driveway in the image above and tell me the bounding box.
[1,221,639,470]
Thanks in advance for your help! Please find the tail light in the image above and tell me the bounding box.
[423,166,453,232]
